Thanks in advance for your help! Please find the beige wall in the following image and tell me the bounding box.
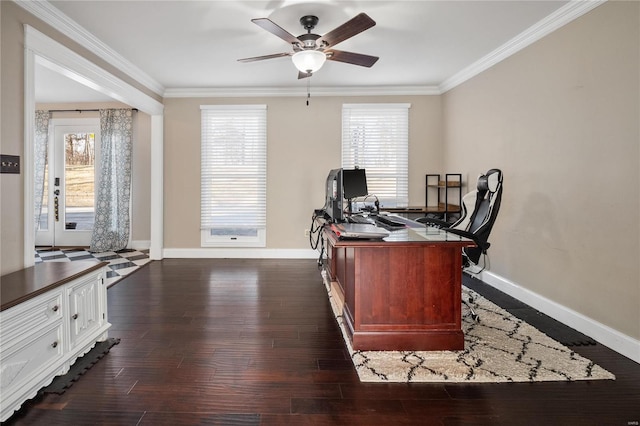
[164,95,442,249]
[1,1,27,275]
[442,1,640,339]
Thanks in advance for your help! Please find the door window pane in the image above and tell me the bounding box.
[64,132,95,231]
[38,159,49,231]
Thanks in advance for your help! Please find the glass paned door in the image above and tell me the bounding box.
[36,118,100,247]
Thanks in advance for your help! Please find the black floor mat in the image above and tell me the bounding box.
[505,308,596,346]
[40,337,120,395]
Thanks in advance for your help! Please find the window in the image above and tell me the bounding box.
[342,103,410,208]
[201,105,267,247]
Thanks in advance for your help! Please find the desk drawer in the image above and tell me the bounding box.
[0,291,64,346]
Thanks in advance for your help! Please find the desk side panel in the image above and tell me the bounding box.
[422,245,462,328]
[354,246,460,330]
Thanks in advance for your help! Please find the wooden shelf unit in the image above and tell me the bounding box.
[426,173,462,221]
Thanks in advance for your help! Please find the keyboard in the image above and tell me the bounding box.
[374,215,406,228]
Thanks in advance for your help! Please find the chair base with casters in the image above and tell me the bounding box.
[465,291,479,322]
[417,169,503,322]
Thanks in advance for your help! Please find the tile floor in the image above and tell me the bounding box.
[35,247,151,287]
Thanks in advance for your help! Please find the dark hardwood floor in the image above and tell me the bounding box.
[4,259,639,425]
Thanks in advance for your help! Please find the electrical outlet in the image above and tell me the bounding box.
[304,229,310,237]
[0,155,20,174]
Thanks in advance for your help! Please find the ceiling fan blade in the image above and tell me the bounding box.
[326,49,379,67]
[317,13,376,49]
[237,52,292,63]
[251,18,301,46]
[298,71,312,79]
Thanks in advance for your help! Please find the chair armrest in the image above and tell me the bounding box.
[443,228,490,252]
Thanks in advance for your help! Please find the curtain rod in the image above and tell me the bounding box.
[47,108,139,113]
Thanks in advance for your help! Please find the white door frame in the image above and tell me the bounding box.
[24,26,164,265]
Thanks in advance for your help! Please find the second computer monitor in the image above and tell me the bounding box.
[342,168,368,200]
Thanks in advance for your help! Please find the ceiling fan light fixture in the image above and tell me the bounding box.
[292,50,326,74]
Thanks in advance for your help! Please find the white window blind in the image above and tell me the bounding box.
[201,105,267,247]
[342,103,410,208]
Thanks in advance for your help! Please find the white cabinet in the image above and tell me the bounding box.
[0,262,110,422]
[67,272,106,353]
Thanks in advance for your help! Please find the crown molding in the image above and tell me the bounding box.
[25,25,164,115]
[16,0,606,100]
[439,0,607,93]
[14,0,165,96]
[164,85,441,98]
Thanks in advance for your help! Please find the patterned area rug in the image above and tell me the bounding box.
[325,278,615,383]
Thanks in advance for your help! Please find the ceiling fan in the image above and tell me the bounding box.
[238,13,379,79]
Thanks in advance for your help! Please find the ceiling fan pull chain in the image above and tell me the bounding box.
[306,78,311,106]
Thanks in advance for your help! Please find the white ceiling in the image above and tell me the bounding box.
[34,0,581,103]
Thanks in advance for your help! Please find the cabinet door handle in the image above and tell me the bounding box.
[52,305,59,312]
[72,313,79,320]
[51,341,58,348]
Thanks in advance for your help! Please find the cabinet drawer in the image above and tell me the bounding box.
[0,291,63,346]
[0,322,64,393]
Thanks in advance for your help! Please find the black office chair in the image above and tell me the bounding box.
[417,169,503,320]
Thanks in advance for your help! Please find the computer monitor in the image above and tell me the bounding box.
[342,168,368,200]
[324,168,344,223]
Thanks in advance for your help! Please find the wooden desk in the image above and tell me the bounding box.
[323,224,474,351]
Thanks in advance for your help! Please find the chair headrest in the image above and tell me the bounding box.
[477,169,502,193]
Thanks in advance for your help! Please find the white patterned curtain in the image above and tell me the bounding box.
[34,110,50,230]
[90,109,133,252]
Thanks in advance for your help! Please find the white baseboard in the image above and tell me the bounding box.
[129,240,151,251]
[480,270,640,364]
[162,248,319,259]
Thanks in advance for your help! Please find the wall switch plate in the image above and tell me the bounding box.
[0,155,20,174]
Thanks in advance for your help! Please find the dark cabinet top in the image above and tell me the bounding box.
[1,261,107,311]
